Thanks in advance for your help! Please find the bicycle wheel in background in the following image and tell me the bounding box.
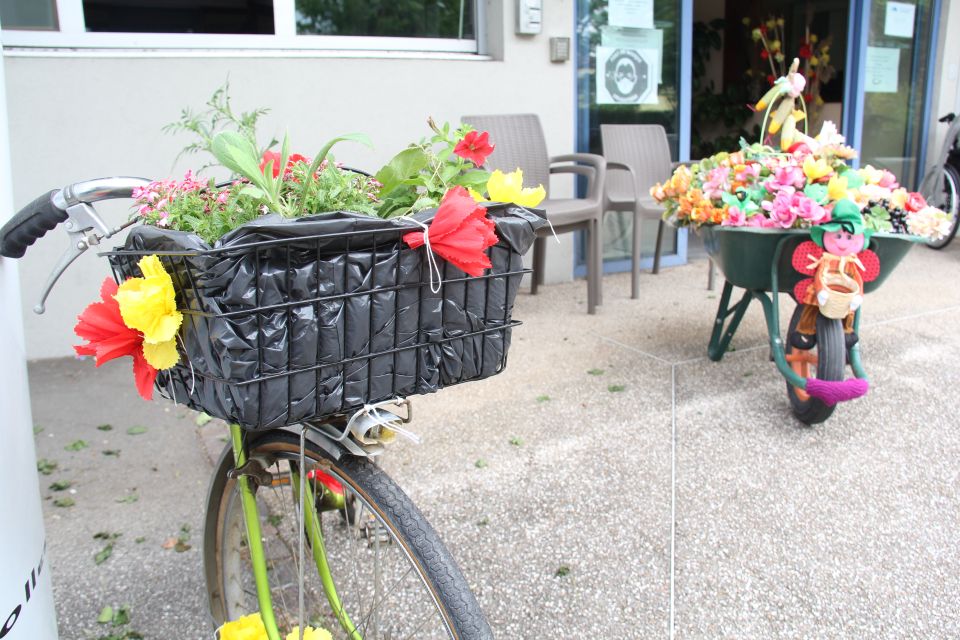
[203,430,492,640]
[926,164,960,249]
[785,305,845,425]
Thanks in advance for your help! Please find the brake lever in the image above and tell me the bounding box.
[33,202,136,314]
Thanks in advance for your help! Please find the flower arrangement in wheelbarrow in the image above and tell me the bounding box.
[74,89,548,432]
[651,59,952,423]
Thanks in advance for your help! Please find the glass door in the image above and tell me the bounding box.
[574,0,690,275]
[848,0,940,189]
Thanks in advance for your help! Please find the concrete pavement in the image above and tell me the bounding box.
[28,239,960,639]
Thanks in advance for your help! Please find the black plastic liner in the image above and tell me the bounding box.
[107,204,546,430]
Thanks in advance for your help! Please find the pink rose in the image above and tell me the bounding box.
[905,192,927,213]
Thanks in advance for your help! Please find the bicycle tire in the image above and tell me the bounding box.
[202,429,492,640]
[928,164,960,249]
[785,306,845,425]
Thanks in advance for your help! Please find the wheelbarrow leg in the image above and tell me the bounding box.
[707,280,752,362]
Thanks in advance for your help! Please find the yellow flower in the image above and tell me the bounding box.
[114,255,183,345]
[810,34,819,44]
[858,164,883,185]
[468,187,487,202]
[889,187,908,209]
[827,175,848,201]
[219,613,267,640]
[485,169,546,207]
[285,627,333,640]
[751,28,762,42]
[803,156,833,181]
[142,339,179,370]
[770,39,782,52]
[776,17,785,27]
[810,56,820,67]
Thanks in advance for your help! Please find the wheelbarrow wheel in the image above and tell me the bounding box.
[785,305,845,425]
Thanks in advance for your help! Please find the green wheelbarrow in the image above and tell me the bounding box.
[701,226,922,424]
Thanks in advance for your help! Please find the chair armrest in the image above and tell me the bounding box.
[549,153,607,201]
[605,161,638,204]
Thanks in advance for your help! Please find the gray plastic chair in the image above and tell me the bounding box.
[463,114,607,314]
[600,124,675,299]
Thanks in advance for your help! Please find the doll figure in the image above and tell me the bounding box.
[790,200,881,349]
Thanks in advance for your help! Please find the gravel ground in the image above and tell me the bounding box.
[28,240,960,639]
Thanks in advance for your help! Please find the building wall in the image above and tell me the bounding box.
[926,0,960,171]
[2,0,578,360]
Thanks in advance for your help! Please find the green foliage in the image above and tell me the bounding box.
[64,439,88,451]
[587,368,605,376]
[53,497,75,508]
[163,79,274,169]
[608,384,626,393]
[37,459,57,475]
[49,480,72,491]
[126,426,147,436]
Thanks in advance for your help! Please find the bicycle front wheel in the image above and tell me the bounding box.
[927,164,960,249]
[203,429,491,640]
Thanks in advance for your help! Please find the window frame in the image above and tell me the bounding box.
[0,0,483,54]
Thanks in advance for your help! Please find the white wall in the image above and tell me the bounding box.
[926,0,960,171]
[2,0,578,359]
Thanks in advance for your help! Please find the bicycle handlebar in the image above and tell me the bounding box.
[0,176,152,312]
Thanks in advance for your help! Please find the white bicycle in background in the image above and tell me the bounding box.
[919,113,960,249]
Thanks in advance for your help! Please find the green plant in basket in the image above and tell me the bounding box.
[650,59,952,243]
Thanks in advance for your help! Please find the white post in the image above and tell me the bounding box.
[0,22,60,640]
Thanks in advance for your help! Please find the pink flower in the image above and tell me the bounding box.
[877,170,899,189]
[216,190,229,205]
[765,166,805,192]
[702,167,731,200]
[794,193,827,223]
[905,192,927,212]
[761,191,798,228]
[722,206,747,226]
[734,163,761,183]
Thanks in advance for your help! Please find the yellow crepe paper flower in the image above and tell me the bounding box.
[889,187,909,209]
[858,164,883,185]
[803,156,832,181]
[219,613,267,640]
[468,187,487,202]
[827,175,848,201]
[485,169,546,208]
[115,255,183,345]
[285,627,333,640]
[142,339,179,370]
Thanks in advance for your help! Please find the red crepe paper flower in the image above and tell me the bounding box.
[74,278,158,401]
[260,151,310,178]
[760,49,769,60]
[453,130,495,167]
[402,186,499,277]
[799,43,813,59]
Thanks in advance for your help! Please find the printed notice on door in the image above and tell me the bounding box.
[884,2,916,38]
[865,46,900,93]
[596,46,659,105]
[607,0,654,29]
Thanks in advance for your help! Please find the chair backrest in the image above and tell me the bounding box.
[461,114,551,196]
[600,124,673,197]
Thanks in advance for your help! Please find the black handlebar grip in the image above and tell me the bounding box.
[0,190,67,259]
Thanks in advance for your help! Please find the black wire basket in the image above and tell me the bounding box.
[106,205,545,430]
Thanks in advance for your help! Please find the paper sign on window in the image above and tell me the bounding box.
[596,46,659,105]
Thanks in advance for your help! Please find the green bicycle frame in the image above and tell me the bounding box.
[228,423,360,640]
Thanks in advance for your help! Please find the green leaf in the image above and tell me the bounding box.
[474,459,488,469]
[33,425,43,435]
[608,384,626,392]
[65,439,88,451]
[509,436,524,446]
[235,185,265,200]
[49,480,72,491]
[374,146,429,198]
[803,183,829,204]
[37,459,57,475]
[195,412,213,426]
[102,449,121,457]
[126,426,147,436]
[116,494,138,504]
[135,537,146,544]
[536,395,550,403]
[97,606,114,624]
[587,368,605,376]
[112,606,130,626]
[53,497,75,508]
[555,565,571,577]
[211,131,270,190]
[94,544,113,565]
[452,170,491,190]
[312,133,372,174]
[97,424,113,431]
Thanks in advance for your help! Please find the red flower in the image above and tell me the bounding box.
[766,74,776,85]
[759,24,768,35]
[453,130,495,167]
[260,151,310,178]
[799,43,812,59]
[402,186,499,277]
[905,192,927,212]
[760,49,769,60]
[74,278,157,400]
